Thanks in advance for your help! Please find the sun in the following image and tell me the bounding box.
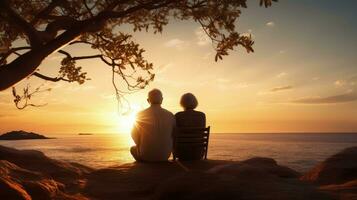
[116,105,141,134]
[118,112,137,133]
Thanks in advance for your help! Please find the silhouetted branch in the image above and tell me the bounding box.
[12,85,49,110]
[30,0,63,25]
[0,1,42,46]
[33,72,70,82]
[97,0,175,19]
[0,47,31,65]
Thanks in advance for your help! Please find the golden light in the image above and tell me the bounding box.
[116,104,142,134]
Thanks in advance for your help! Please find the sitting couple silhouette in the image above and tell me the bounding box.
[130,89,206,162]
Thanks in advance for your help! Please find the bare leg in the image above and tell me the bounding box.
[130,146,142,162]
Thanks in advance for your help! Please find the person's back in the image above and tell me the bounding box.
[175,110,206,128]
[131,89,175,162]
[135,105,175,161]
[174,93,206,161]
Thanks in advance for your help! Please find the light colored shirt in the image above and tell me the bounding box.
[131,104,175,161]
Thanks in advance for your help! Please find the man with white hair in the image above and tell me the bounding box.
[130,89,175,162]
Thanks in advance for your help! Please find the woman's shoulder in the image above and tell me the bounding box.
[190,110,205,117]
[175,111,185,117]
[175,110,205,116]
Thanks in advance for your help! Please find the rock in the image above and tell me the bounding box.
[0,145,92,180]
[320,180,357,200]
[0,160,57,200]
[208,157,301,178]
[301,146,357,185]
[84,159,330,200]
[3,144,354,200]
[0,170,32,200]
[0,130,50,140]
[0,146,90,200]
[153,158,330,200]
[301,146,357,200]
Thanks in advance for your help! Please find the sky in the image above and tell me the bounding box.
[1,0,357,134]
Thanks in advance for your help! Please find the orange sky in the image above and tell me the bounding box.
[1,1,357,134]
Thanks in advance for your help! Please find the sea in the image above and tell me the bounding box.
[1,133,357,173]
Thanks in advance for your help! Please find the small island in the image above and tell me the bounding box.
[0,130,51,140]
[78,133,93,136]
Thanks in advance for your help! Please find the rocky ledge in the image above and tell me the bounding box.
[0,145,357,200]
[0,130,51,140]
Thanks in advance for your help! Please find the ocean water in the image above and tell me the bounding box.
[0,133,356,172]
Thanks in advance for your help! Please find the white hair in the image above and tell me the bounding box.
[148,89,163,104]
[180,93,198,110]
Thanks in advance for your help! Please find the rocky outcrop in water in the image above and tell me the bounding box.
[0,130,50,140]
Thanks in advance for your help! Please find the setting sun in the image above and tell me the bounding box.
[116,105,142,134]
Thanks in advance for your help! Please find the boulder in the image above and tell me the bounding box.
[0,146,90,200]
[0,145,92,182]
[153,158,330,200]
[301,147,357,185]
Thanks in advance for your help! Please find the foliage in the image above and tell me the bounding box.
[0,0,277,109]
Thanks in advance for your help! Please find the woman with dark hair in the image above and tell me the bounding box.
[175,93,206,160]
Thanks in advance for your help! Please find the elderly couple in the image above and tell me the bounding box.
[130,89,206,162]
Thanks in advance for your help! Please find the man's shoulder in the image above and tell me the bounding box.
[160,107,174,116]
[137,107,151,116]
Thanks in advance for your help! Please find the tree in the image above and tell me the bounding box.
[0,0,277,109]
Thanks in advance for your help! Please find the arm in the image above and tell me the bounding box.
[131,125,140,146]
[131,114,141,145]
[201,112,206,127]
[172,115,177,138]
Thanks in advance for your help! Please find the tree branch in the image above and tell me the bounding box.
[58,49,111,65]
[32,72,70,82]
[97,0,175,20]
[0,46,31,64]
[41,16,78,41]
[0,1,42,47]
[30,0,63,25]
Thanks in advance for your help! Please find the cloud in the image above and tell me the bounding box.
[266,21,275,27]
[203,52,213,60]
[279,50,286,54]
[270,85,293,92]
[100,93,116,99]
[164,39,188,50]
[334,80,346,87]
[276,72,287,78]
[156,63,173,75]
[291,92,357,104]
[215,81,249,91]
[216,78,231,83]
[349,75,357,85]
[65,85,96,92]
[0,113,15,118]
[195,27,211,46]
[333,75,357,88]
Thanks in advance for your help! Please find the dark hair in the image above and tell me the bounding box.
[180,93,198,110]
